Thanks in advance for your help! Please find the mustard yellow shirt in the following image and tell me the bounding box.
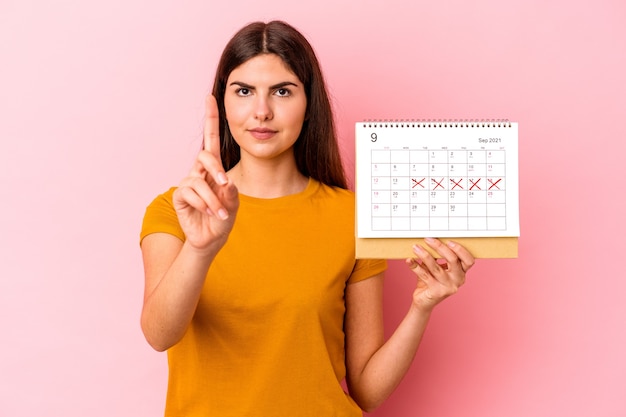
[140,179,387,416]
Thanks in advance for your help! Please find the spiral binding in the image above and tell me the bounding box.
[360,119,512,128]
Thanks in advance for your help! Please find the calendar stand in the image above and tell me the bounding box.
[355,236,518,259]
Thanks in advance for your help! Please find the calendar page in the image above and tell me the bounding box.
[356,121,519,238]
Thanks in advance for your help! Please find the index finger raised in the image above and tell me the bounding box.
[203,94,222,160]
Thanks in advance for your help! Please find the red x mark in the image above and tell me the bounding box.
[431,178,444,190]
[488,178,502,190]
[450,178,464,190]
[412,178,425,188]
[469,178,482,190]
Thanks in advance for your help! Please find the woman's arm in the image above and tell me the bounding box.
[140,233,222,351]
[140,95,239,351]
[345,238,474,412]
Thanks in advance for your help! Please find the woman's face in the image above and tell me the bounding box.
[224,53,307,165]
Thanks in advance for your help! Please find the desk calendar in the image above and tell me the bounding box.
[355,120,519,258]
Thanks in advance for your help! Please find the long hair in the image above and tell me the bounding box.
[211,21,347,189]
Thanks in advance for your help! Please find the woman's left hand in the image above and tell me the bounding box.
[406,238,475,313]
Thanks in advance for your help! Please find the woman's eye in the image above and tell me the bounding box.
[275,88,290,97]
[236,88,251,96]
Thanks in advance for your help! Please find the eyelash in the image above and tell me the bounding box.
[235,88,291,97]
[235,88,250,96]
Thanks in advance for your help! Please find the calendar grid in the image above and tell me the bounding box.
[370,148,507,233]
[356,121,519,239]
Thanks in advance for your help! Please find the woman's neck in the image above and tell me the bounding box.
[227,158,309,199]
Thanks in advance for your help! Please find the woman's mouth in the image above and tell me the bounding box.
[248,128,277,140]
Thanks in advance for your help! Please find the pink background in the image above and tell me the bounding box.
[1,0,625,416]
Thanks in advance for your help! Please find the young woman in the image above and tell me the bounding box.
[140,20,474,416]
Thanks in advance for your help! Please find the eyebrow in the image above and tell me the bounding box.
[228,81,300,90]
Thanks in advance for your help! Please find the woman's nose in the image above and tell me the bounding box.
[254,96,273,121]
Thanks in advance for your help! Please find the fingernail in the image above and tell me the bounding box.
[413,244,424,254]
[424,237,436,244]
[218,208,229,220]
[447,241,456,248]
[217,172,228,185]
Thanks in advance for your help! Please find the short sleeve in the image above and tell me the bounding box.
[348,258,387,284]
[139,187,185,245]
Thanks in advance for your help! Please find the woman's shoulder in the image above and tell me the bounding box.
[314,180,354,199]
[140,186,182,243]
[146,186,178,208]
[310,180,356,209]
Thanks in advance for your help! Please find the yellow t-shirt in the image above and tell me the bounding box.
[140,179,387,416]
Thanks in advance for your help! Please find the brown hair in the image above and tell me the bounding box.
[211,20,347,189]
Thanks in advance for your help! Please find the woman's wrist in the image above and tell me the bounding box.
[182,238,224,263]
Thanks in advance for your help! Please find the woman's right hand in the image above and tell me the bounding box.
[172,95,239,253]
